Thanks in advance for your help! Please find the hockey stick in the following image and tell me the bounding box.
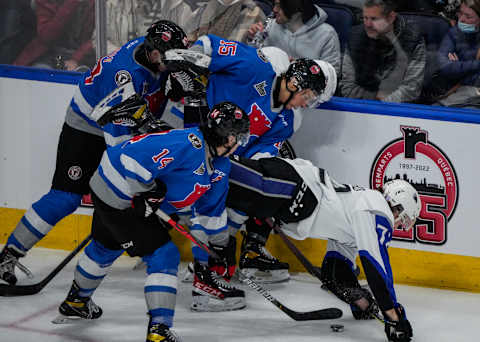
[265,218,323,279]
[266,219,388,323]
[0,235,92,297]
[155,209,342,321]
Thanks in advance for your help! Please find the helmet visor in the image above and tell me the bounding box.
[301,89,322,109]
[236,132,250,147]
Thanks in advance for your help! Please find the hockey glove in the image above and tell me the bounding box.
[131,181,167,218]
[165,69,208,102]
[349,287,380,320]
[97,94,153,129]
[384,303,413,342]
[137,118,173,134]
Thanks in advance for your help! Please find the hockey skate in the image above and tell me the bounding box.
[239,232,290,283]
[0,245,32,285]
[146,320,182,342]
[52,281,103,324]
[191,262,246,312]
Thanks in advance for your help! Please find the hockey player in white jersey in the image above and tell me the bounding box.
[54,101,250,342]
[0,21,189,286]
[225,156,419,342]
[162,34,337,285]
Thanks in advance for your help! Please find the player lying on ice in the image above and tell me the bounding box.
[161,33,337,285]
[220,155,419,342]
[53,101,250,342]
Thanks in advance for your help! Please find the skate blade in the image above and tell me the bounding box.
[191,294,246,312]
[239,269,290,284]
[51,314,84,324]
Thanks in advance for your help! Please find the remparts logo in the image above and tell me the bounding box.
[369,126,458,245]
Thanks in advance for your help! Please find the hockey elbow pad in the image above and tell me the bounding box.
[384,304,413,342]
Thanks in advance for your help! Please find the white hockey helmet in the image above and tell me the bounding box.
[382,180,421,230]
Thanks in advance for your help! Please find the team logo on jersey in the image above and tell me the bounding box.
[254,81,267,97]
[115,70,132,86]
[369,125,458,245]
[212,170,226,183]
[188,133,203,149]
[68,166,82,180]
[170,183,211,209]
[194,162,206,175]
[248,103,272,137]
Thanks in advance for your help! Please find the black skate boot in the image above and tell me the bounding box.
[53,281,103,324]
[146,316,182,342]
[239,230,290,283]
[191,261,246,312]
[0,245,30,285]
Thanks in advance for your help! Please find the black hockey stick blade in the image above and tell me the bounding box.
[0,235,92,296]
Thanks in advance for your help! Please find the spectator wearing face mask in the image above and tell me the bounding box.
[339,0,426,103]
[435,0,480,108]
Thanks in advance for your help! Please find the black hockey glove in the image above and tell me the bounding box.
[349,287,380,320]
[137,118,173,134]
[165,70,207,101]
[97,94,153,129]
[384,304,413,342]
[131,181,167,218]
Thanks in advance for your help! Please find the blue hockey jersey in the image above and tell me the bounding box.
[89,127,230,234]
[194,35,294,158]
[66,37,168,147]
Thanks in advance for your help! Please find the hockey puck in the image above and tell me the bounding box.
[330,324,344,332]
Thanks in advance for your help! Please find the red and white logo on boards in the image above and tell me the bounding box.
[369,125,458,245]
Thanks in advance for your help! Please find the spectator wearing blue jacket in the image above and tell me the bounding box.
[436,0,480,107]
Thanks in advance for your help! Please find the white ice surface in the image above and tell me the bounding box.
[1,247,479,342]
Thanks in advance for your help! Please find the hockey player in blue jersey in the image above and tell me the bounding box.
[162,34,337,287]
[53,101,250,342]
[0,20,189,286]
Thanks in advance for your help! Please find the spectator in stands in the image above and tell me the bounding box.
[396,0,461,24]
[13,0,96,71]
[106,0,265,52]
[435,0,480,108]
[254,0,274,15]
[339,0,426,103]
[247,0,341,74]
[0,0,36,65]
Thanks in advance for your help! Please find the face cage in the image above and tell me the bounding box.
[395,210,415,231]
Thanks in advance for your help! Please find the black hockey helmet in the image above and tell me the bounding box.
[285,58,326,95]
[201,101,250,150]
[145,20,188,54]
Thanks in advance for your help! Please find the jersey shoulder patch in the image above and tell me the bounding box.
[188,133,203,149]
[115,70,132,86]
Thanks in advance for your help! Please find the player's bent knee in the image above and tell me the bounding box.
[144,241,180,275]
[84,239,124,265]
